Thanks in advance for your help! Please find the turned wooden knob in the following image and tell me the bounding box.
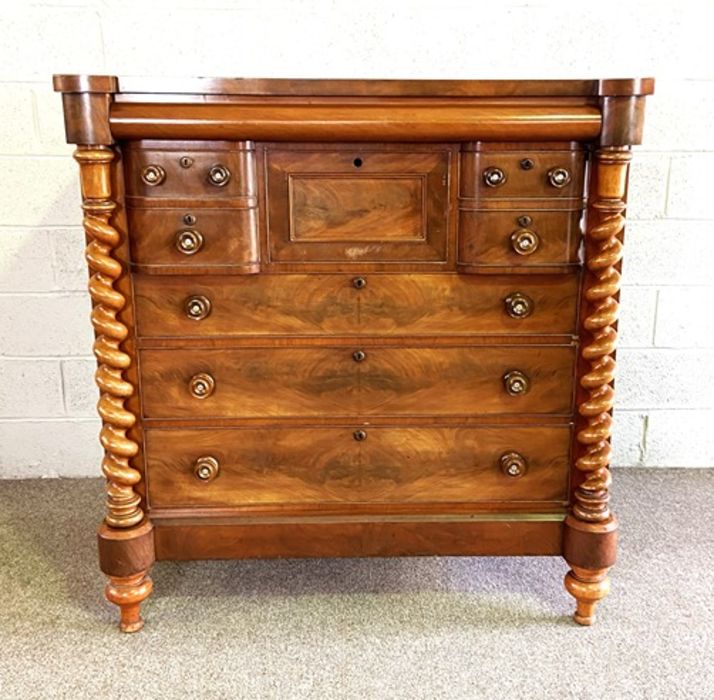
[175,229,204,255]
[547,166,571,188]
[189,372,215,399]
[483,166,507,188]
[504,292,534,319]
[194,456,220,482]
[499,451,528,477]
[510,228,540,256]
[140,164,166,186]
[207,163,231,187]
[185,295,211,321]
[503,370,530,396]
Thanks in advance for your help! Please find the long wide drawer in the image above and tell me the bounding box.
[134,273,579,337]
[145,425,571,507]
[139,345,575,419]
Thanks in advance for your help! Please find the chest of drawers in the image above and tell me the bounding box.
[54,75,653,632]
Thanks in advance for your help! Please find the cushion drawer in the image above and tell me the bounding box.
[264,145,450,263]
[458,207,582,270]
[123,141,256,200]
[134,273,579,337]
[145,425,571,507]
[128,207,258,272]
[139,345,575,419]
[460,143,585,199]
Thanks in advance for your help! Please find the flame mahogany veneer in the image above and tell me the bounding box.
[53,74,653,632]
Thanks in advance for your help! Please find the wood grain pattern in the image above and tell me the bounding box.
[145,425,570,508]
[139,345,575,419]
[133,273,579,338]
[265,146,449,262]
[289,176,425,241]
[110,102,603,142]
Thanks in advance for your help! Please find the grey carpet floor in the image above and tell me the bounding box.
[0,469,712,700]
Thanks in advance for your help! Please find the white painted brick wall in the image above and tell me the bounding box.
[0,1,712,476]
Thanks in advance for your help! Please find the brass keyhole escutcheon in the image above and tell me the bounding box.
[352,277,367,289]
[352,350,366,362]
[353,430,367,441]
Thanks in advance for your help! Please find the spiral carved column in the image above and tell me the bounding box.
[74,146,154,632]
[564,146,632,625]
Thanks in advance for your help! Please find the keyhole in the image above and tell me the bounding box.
[353,157,363,168]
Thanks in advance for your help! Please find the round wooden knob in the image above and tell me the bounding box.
[207,164,231,187]
[175,229,204,255]
[353,429,367,441]
[504,292,534,319]
[547,167,571,188]
[352,350,366,362]
[483,166,507,188]
[510,228,540,256]
[189,372,215,399]
[140,164,166,186]
[503,370,530,396]
[194,456,220,482]
[500,451,527,477]
[185,295,211,321]
[352,277,367,289]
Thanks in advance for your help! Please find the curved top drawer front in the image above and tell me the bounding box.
[460,142,586,201]
[123,140,257,201]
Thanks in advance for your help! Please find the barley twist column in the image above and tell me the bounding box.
[564,146,631,625]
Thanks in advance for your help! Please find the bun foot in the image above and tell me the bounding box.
[105,572,153,633]
[564,564,611,626]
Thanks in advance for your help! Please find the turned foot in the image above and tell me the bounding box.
[564,564,611,626]
[105,572,153,633]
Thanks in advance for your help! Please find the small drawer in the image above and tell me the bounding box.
[145,425,571,508]
[128,207,259,273]
[460,143,586,200]
[458,208,582,271]
[123,141,256,200]
[133,273,578,338]
[265,145,451,263]
[139,345,576,419]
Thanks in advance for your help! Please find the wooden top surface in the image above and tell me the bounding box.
[53,75,655,98]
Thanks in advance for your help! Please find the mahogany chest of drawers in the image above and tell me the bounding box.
[53,75,653,632]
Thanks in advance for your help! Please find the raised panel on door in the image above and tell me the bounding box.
[265,145,450,263]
